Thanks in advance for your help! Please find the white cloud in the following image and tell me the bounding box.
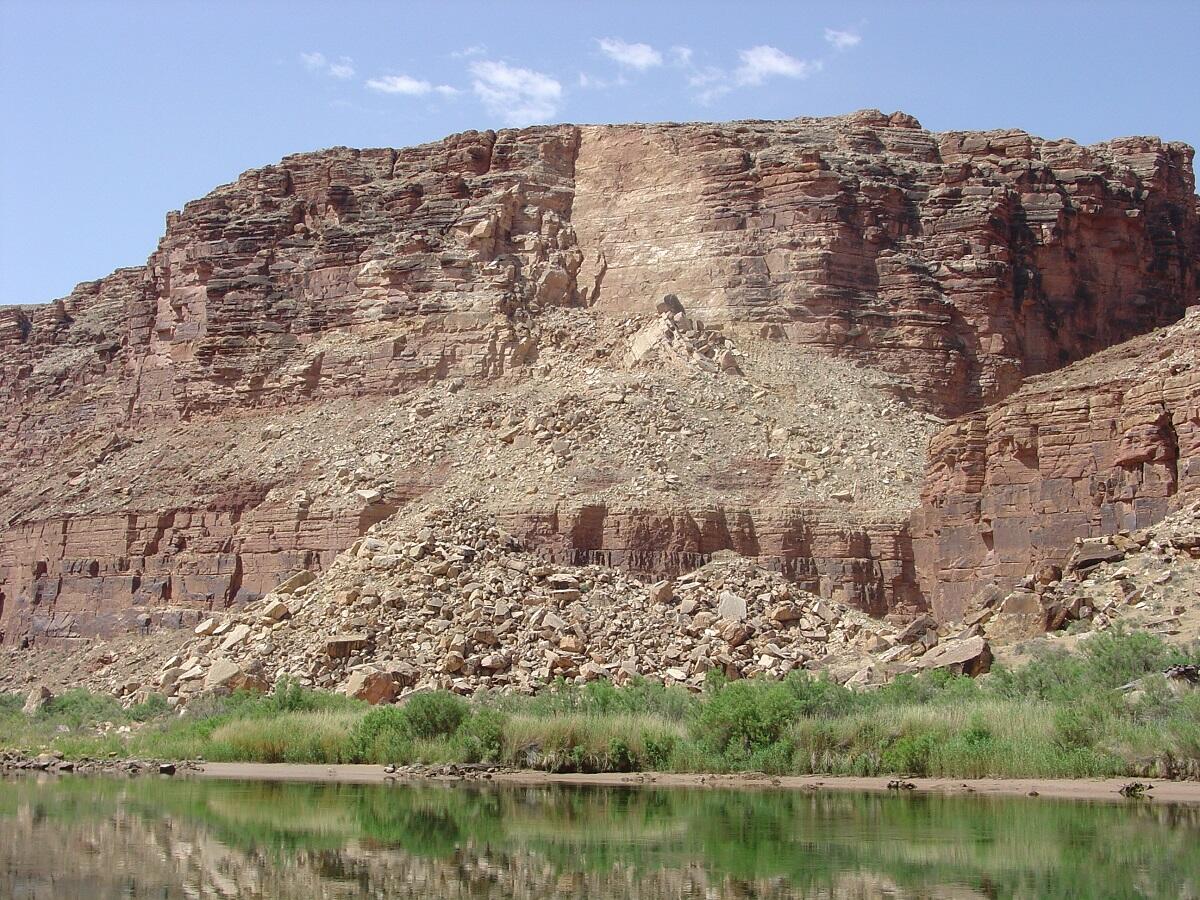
[597,37,663,70]
[301,51,355,80]
[578,71,628,90]
[688,66,732,104]
[675,44,821,104]
[824,28,861,51]
[366,74,457,96]
[470,60,562,125]
[451,44,487,59]
[669,46,693,67]
[366,75,431,95]
[734,45,820,85]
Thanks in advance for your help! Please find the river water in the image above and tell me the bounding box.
[1,775,1197,898]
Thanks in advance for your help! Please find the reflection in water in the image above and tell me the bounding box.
[0,776,1197,899]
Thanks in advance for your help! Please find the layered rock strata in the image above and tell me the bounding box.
[0,110,1197,643]
[914,308,1200,620]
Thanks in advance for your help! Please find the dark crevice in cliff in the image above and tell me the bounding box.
[1162,411,1181,497]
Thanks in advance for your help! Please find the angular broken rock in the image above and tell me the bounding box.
[863,633,892,653]
[647,580,674,604]
[219,623,252,652]
[896,615,934,645]
[204,659,267,693]
[275,570,317,595]
[769,603,801,624]
[717,590,747,621]
[325,633,369,658]
[916,636,992,677]
[1067,542,1125,572]
[194,617,219,637]
[261,598,290,622]
[719,621,753,648]
[22,684,53,716]
[344,669,398,705]
[559,634,585,654]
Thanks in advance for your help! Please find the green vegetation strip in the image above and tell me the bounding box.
[2,631,1198,778]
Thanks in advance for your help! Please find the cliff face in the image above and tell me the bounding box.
[575,116,1197,412]
[0,110,1197,642]
[913,307,1200,620]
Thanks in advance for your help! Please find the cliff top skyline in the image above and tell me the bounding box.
[2,0,1198,306]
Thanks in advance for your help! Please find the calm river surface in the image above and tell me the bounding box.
[1,775,1197,898]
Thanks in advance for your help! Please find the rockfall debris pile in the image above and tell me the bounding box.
[969,501,1200,654]
[3,502,999,708]
[7,500,1199,710]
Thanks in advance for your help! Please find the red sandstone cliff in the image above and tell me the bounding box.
[914,306,1200,620]
[0,110,1196,642]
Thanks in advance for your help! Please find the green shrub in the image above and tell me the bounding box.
[692,680,800,755]
[1166,693,1200,760]
[641,730,677,769]
[785,672,854,717]
[207,711,358,763]
[854,669,979,713]
[747,740,796,775]
[401,691,469,739]
[129,693,172,722]
[881,730,941,776]
[455,709,507,763]
[1080,630,1177,688]
[349,692,469,762]
[1053,707,1099,751]
[987,651,1088,702]
[350,706,412,763]
[39,688,125,728]
[607,737,637,772]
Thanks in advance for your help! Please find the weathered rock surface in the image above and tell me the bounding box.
[915,308,1200,619]
[0,110,1196,648]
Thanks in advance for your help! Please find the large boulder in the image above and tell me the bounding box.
[325,633,369,658]
[204,659,268,693]
[260,598,290,622]
[219,623,252,652]
[22,685,53,716]
[275,570,317,595]
[344,669,399,705]
[717,591,747,622]
[916,636,993,677]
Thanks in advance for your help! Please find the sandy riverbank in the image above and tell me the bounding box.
[193,762,1200,805]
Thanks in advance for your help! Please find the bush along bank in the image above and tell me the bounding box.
[2,632,1198,780]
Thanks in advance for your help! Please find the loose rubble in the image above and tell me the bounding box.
[1,501,1007,706]
[9,498,1199,708]
[0,749,197,777]
[965,501,1200,655]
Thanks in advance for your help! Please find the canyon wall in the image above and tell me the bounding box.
[1,110,1197,642]
[499,503,918,617]
[573,114,1198,412]
[913,307,1200,620]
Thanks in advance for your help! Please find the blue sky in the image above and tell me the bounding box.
[1,0,1197,306]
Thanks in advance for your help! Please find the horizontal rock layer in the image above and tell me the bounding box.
[500,504,918,617]
[0,501,398,641]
